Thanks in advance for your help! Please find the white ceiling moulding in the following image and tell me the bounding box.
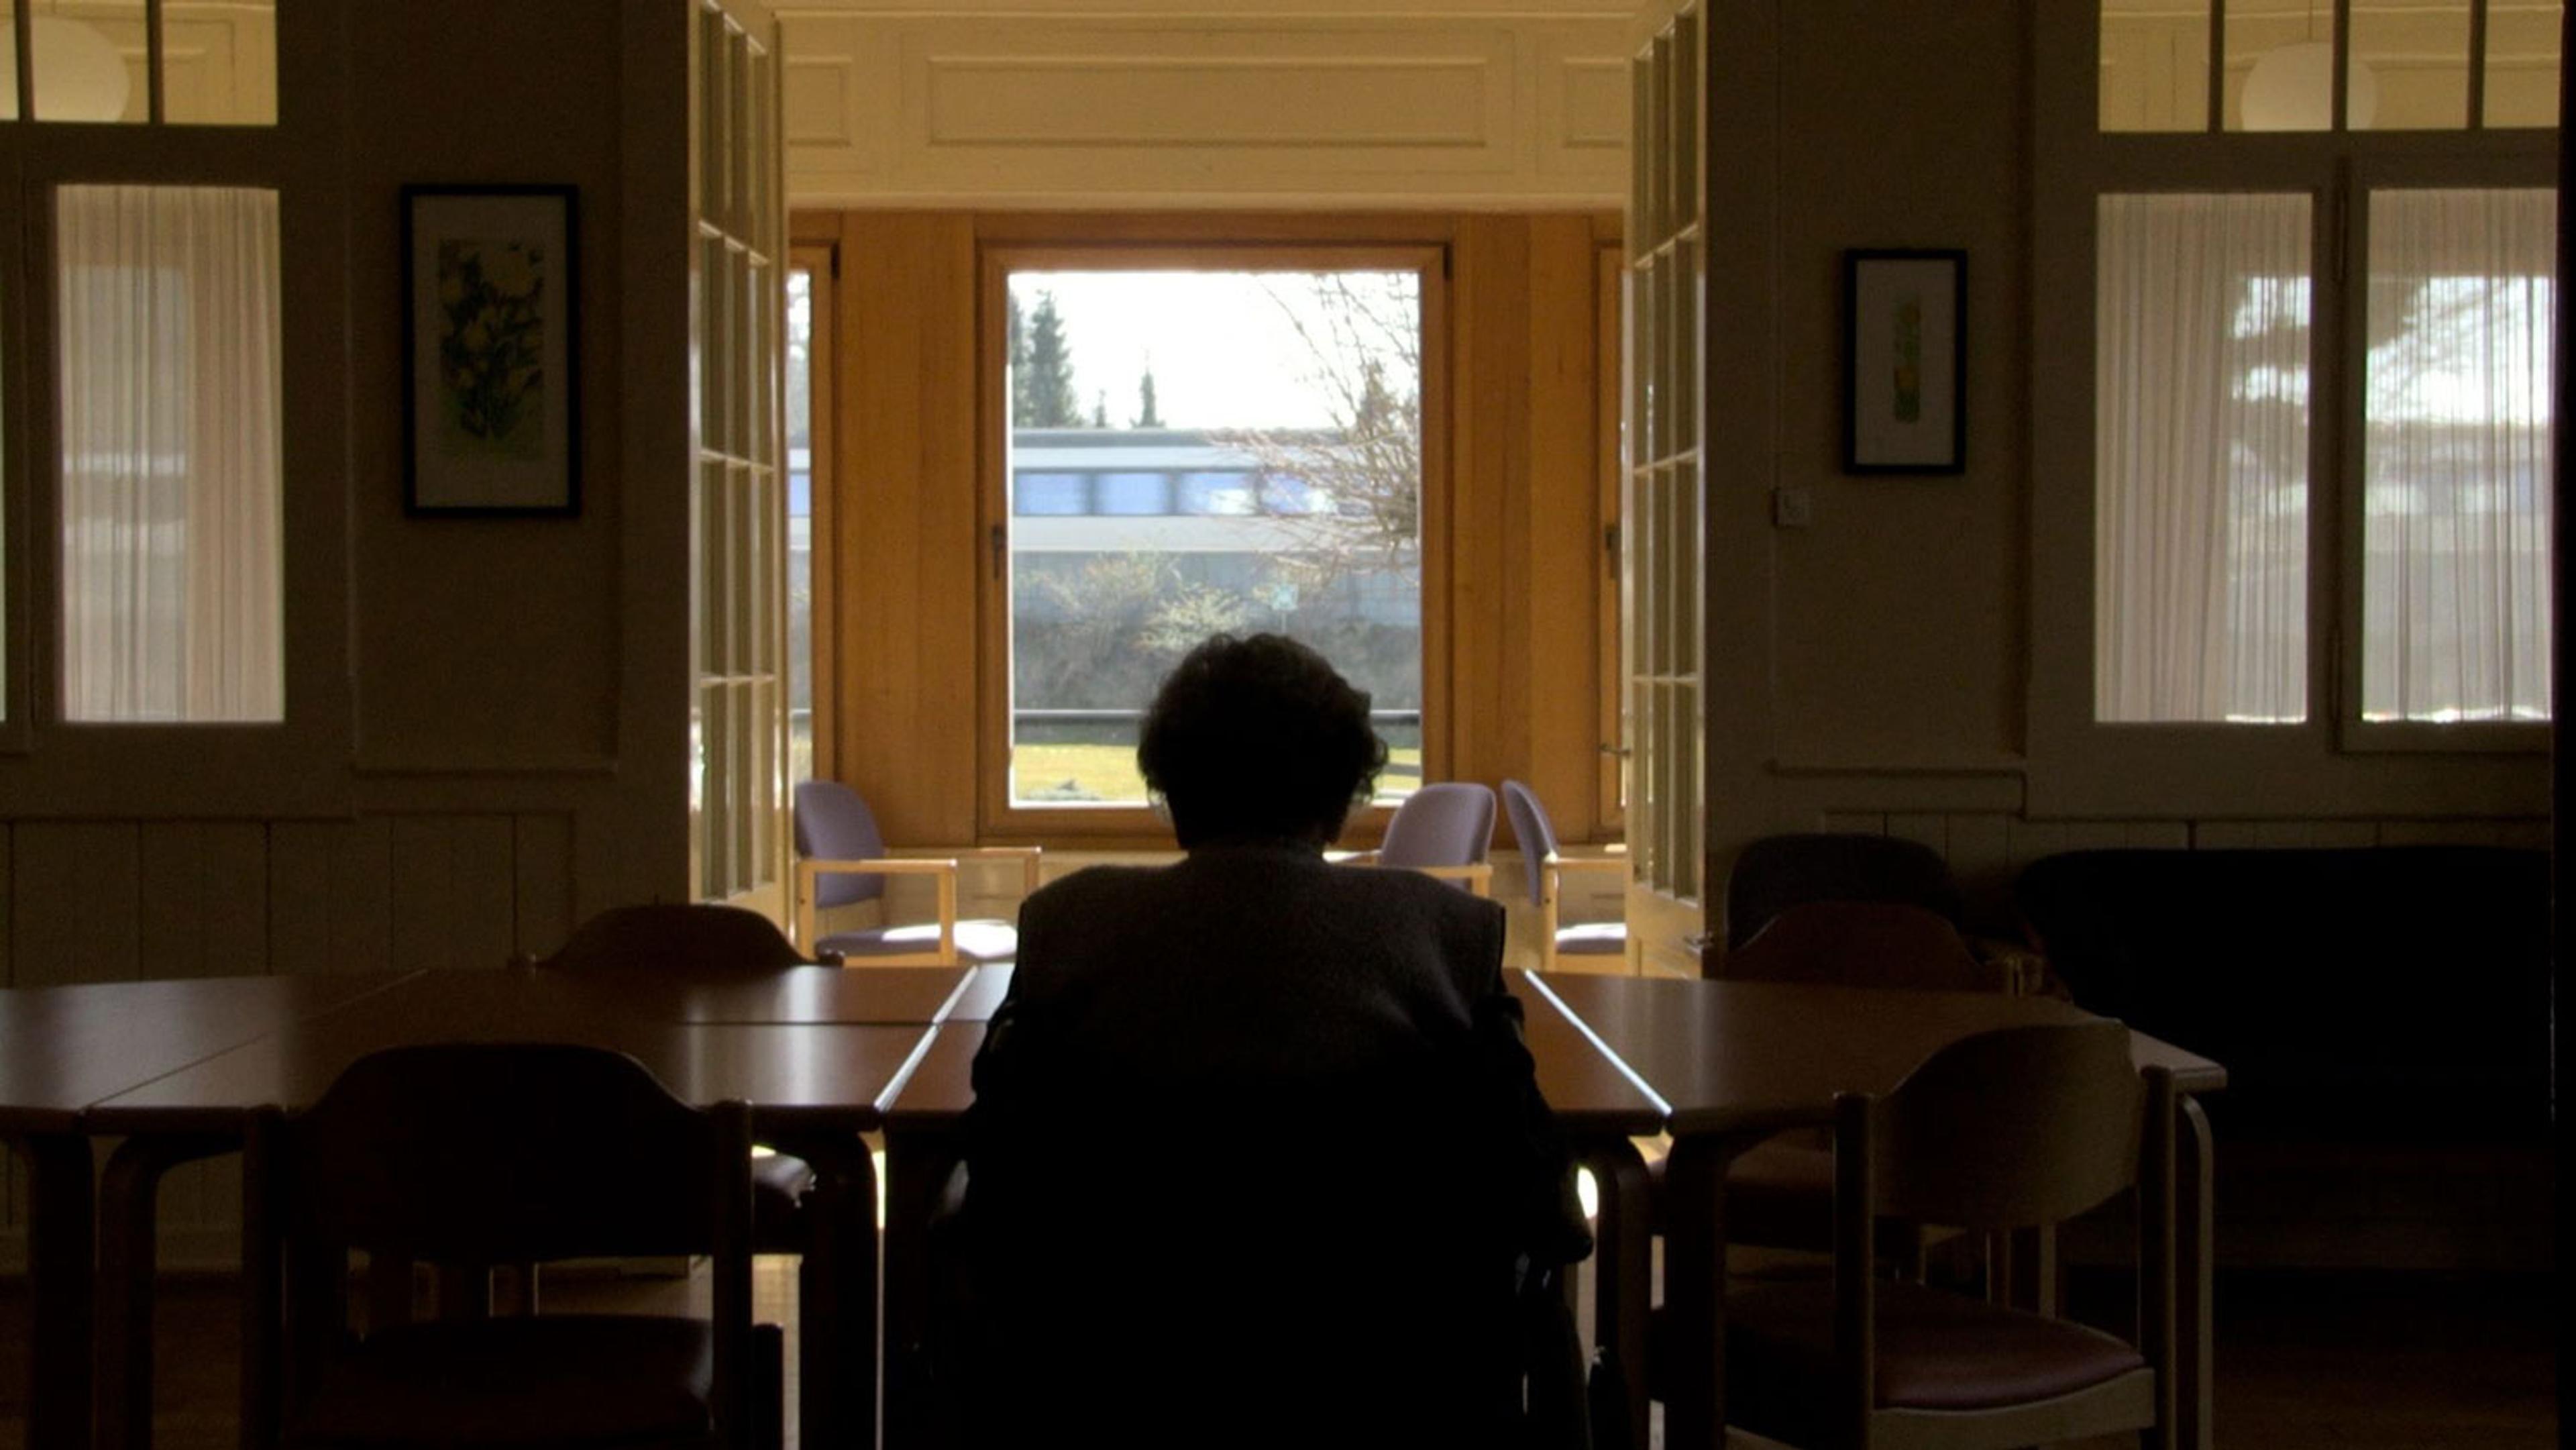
[774,0,1636,17]
[780,7,1631,209]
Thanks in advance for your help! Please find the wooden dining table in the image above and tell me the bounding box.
[1523,972,2229,1450]
[2,964,978,1450]
[4,962,2225,1450]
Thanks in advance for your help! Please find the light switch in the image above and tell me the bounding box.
[1772,487,1813,529]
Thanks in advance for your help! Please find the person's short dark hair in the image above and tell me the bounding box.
[1138,633,1388,847]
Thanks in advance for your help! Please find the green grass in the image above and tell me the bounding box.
[1012,744,1424,806]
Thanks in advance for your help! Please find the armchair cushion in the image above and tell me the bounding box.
[818,919,1018,966]
[1551,923,1626,956]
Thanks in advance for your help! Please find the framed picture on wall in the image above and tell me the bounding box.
[1843,249,1965,475]
[402,185,580,515]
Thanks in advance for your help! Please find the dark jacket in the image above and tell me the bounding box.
[959,843,1586,1447]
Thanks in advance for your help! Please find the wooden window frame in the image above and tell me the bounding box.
[973,237,1452,845]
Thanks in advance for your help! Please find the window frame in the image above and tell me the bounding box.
[2028,5,2555,821]
[2334,150,2561,753]
[0,12,355,818]
[973,238,1452,845]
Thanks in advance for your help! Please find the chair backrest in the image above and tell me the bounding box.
[536,903,810,974]
[795,778,890,908]
[1377,782,1497,876]
[1499,780,1560,905]
[266,1043,747,1265]
[1721,901,2008,993]
[1869,1020,2143,1232]
[1725,832,1964,948]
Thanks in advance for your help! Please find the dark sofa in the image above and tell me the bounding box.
[2014,845,2553,1268]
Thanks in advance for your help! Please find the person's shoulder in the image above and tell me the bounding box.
[1020,862,1172,921]
[1325,859,1503,916]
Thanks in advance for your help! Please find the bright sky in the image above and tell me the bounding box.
[1011,270,1418,430]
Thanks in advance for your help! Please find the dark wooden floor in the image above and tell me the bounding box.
[0,1267,2557,1448]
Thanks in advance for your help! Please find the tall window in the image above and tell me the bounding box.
[990,260,1429,820]
[56,184,282,723]
[2095,193,2312,723]
[2362,187,2556,721]
[2074,3,2557,737]
[2,1,276,125]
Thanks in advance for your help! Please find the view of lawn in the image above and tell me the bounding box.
[1012,743,1424,806]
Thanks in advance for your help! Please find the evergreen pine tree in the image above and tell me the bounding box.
[1021,291,1081,427]
[1091,391,1110,429]
[1007,292,1033,425]
[1132,365,1165,428]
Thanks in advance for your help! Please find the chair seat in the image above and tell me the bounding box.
[819,918,1017,965]
[1731,1277,2147,1412]
[292,1315,718,1448]
[1552,922,1627,955]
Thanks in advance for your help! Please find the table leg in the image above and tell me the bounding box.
[96,1133,237,1450]
[793,1139,878,1450]
[1659,1133,1741,1450]
[1578,1139,1652,1450]
[15,1133,95,1450]
[880,1127,964,1450]
[2175,1096,2216,1450]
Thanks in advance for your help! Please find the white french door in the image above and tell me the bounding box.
[1622,0,1707,975]
[688,0,791,915]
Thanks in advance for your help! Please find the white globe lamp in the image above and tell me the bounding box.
[0,17,135,123]
[2241,39,2379,131]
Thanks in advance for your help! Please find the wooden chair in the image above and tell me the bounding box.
[517,904,856,1450]
[1703,1021,2176,1450]
[1725,834,1966,950]
[1501,779,1627,971]
[240,1043,780,1450]
[794,779,1040,964]
[1694,902,2017,1261]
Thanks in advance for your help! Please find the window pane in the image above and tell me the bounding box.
[2363,188,2555,722]
[2096,193,2312,723]
[164,0,276,125]
[2352,1,2471,131]
[1006,270,1424,808]
[786,266,814,784]
[5,5,142,122]
[2228,0,2340,130]
[2102,0,2212,132]
[58,185,283,723]
[1015,471,1087,515]
[1176,470,1256,515]
[2485,0,2565,127]
[1093,470,1169,515]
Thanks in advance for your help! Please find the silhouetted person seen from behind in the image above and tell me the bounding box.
[957,632,1589,1448]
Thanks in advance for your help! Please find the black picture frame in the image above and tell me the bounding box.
[402,184,581,516]
[1843,248,1966,475]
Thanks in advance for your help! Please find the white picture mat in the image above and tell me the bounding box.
[1849,256,1960,469]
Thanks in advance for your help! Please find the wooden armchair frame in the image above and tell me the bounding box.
[792,847,1042,966]
[1536,851,1627,971]
[1338,849,1496,897]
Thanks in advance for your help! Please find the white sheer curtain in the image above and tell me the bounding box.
[58,184,282,722]
[2362,187,2555,723]
[2096,192,2313,723]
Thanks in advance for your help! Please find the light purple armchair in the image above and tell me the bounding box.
[1501,780,1627,971]
[792,780,1040,965]
[1346,781,1497,894]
